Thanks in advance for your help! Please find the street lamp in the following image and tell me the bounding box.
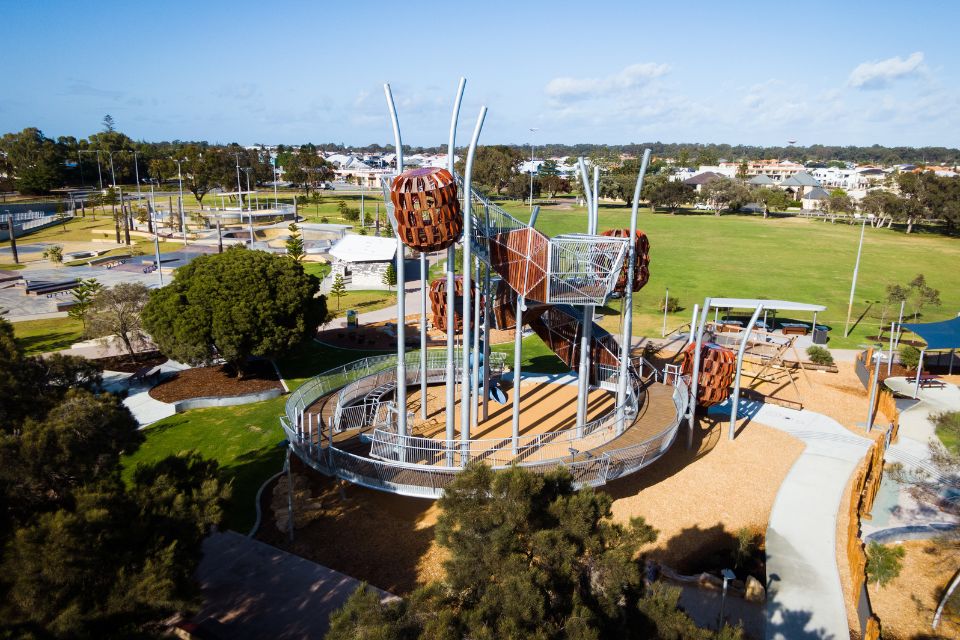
[528,127,538,211]
[718,568,736,629]
[172,159,187,245]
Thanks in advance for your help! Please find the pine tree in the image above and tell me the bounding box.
[286,222,305,262]
[382,262,397,290]
[865,541,905,588]
[330,273,347,310]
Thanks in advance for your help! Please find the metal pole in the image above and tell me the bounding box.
[576,166,600,436]
[471,255,481,429]
[460,106,487,461]
[273,154,279,208]
[730,306,764,440]
[512,293,524,454]
[662,288,670,337]
[844,219,866,337]
[866,351,881,432]
[688,298,713,448]
[133,151,142,230]
[284,449,294,543]
[913,348,925,399]
[176,160,187,246]
[689,303,699,345]
[445,77,465,464]
[5,213,18,264]
[153,212,163,286]
[528,127,537,211]
[419,252,428,420]
[96,150,103,190]
[615,150,651,434]
[482,263,492,421]
[888,321,895,375]
[235,154,244,212]
[895,300,905,347]
[384,83,408,439]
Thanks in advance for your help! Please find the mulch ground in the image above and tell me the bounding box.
[148,360,282,403]
[93,350,168,373]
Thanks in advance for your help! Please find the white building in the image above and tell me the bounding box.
[328,235,398,290]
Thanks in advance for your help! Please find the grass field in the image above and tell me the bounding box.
[12,316,84,354]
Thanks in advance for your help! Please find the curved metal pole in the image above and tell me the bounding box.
[616,149,651,434]
[419,252,428,419]
[730,305,764,440]
[471,255,482,430]
[445,77,465,460]
[688,297,713,448]
[577,166,600,435]
[577,157,593,213]
[384,83,407,438]
[460,106,487,462]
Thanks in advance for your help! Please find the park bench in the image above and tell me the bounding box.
[918,375,945,389]
[781,323,809,336]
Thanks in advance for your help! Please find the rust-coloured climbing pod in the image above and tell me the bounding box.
[681,342,737,407]
[389,167,463,253]
[601,228,650,293]
[428,276,474,332]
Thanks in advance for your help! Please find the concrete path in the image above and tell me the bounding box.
[746,401,871,640]
[103,359,190,427]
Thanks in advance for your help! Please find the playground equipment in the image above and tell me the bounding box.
[681,342,736,406]
[279,78,690,498]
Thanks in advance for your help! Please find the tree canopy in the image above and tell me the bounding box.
[0,316,228,637]
[326,463,741,640]
[142,247,325,372]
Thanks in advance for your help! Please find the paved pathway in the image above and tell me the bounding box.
[745,401,872,640]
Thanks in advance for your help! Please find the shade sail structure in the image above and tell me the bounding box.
[706,298,826,313]
[901,316,960,351]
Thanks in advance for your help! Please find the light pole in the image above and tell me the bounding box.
[528,127,538,211]
[271,153,279,208]
[719,568,736,630]
[173,159,187,245]
[844,215,870,337]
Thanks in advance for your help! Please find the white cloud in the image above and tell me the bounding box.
[545,63,669,100]
[848,52,925,89]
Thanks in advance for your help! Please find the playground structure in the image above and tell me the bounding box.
[279,78,690,497]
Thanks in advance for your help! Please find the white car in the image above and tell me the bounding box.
[693,202,712,210]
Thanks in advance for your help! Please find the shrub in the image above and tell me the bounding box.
[658,296,681,313]
[899,344,921,370]
[806,345,834,366]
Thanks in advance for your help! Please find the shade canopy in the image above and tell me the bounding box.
[707,298,826,313]
[901,316,960,351]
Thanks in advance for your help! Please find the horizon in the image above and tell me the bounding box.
[4,1,959,148]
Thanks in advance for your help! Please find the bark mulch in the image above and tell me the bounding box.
[93,350,168,373]
[148,360,282,403]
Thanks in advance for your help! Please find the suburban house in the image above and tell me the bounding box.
[683,171,724,192]
[747,174,777,188]
[780,171,821,199]
[328,234,398,289]
[801,186,831,210]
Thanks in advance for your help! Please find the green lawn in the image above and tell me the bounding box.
[934,412,960,454]
[12,316,85,355]
[328,289,394,317]
[475,198,960,349]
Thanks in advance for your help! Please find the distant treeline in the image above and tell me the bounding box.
[314,142,960,166]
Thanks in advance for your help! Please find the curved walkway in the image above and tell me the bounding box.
[743,400,871,640]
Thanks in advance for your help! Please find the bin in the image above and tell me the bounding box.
[812,327,828,345]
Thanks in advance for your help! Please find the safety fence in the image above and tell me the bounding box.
[844,437,886,640]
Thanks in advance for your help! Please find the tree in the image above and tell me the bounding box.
[699,177,751,215]
[142,247,325,374]
[85,282,150,360]
[180,143,219,209]
[286,223,305,261]
[865,542,905,588]
[456,145,523,195]
[382,262,397,290]
[68,278,103,332]
[907,273,941,320]
[327,464,740,640]
[0,315,227,637]
[753,188,790,215]
[330,273,347,310]
[0,128,65,194]
[899,344,922,370]
[644,175,694,213]
[42,244,63,263]
[826,188,853,214]
[101,114,116,133]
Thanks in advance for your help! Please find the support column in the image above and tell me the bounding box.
[420,252,428,420]
[445,77,465,464]
[576,160,596,436]
[482,262,492,421]
[687,298,713,449]
[913,348,925,399]
[460,106,487,463]
[729,306,764,440]
[471,255,482,430]
[688,304,699,345]
[615,150,651,434]
[384,83,407,439]
[512,294,524,455]
[866,351,882,432]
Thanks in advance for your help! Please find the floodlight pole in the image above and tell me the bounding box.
[445,77,465,463]
[688,298,713,449]
[616,150,651,435]
[460,106,487,461]
[174,159,187,246]
[384,83,408,440]
[235,153,244,212]
[730,305,764,440]
[272,153,279,208]
[662,288,670,337]
[843,218,867,337]
[133,150,143,230]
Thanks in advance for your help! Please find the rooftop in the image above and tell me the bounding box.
[329,234,397,262]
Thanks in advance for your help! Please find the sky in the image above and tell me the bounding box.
[3,0,959,148]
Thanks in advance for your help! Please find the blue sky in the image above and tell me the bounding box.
[3,1,959,148]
